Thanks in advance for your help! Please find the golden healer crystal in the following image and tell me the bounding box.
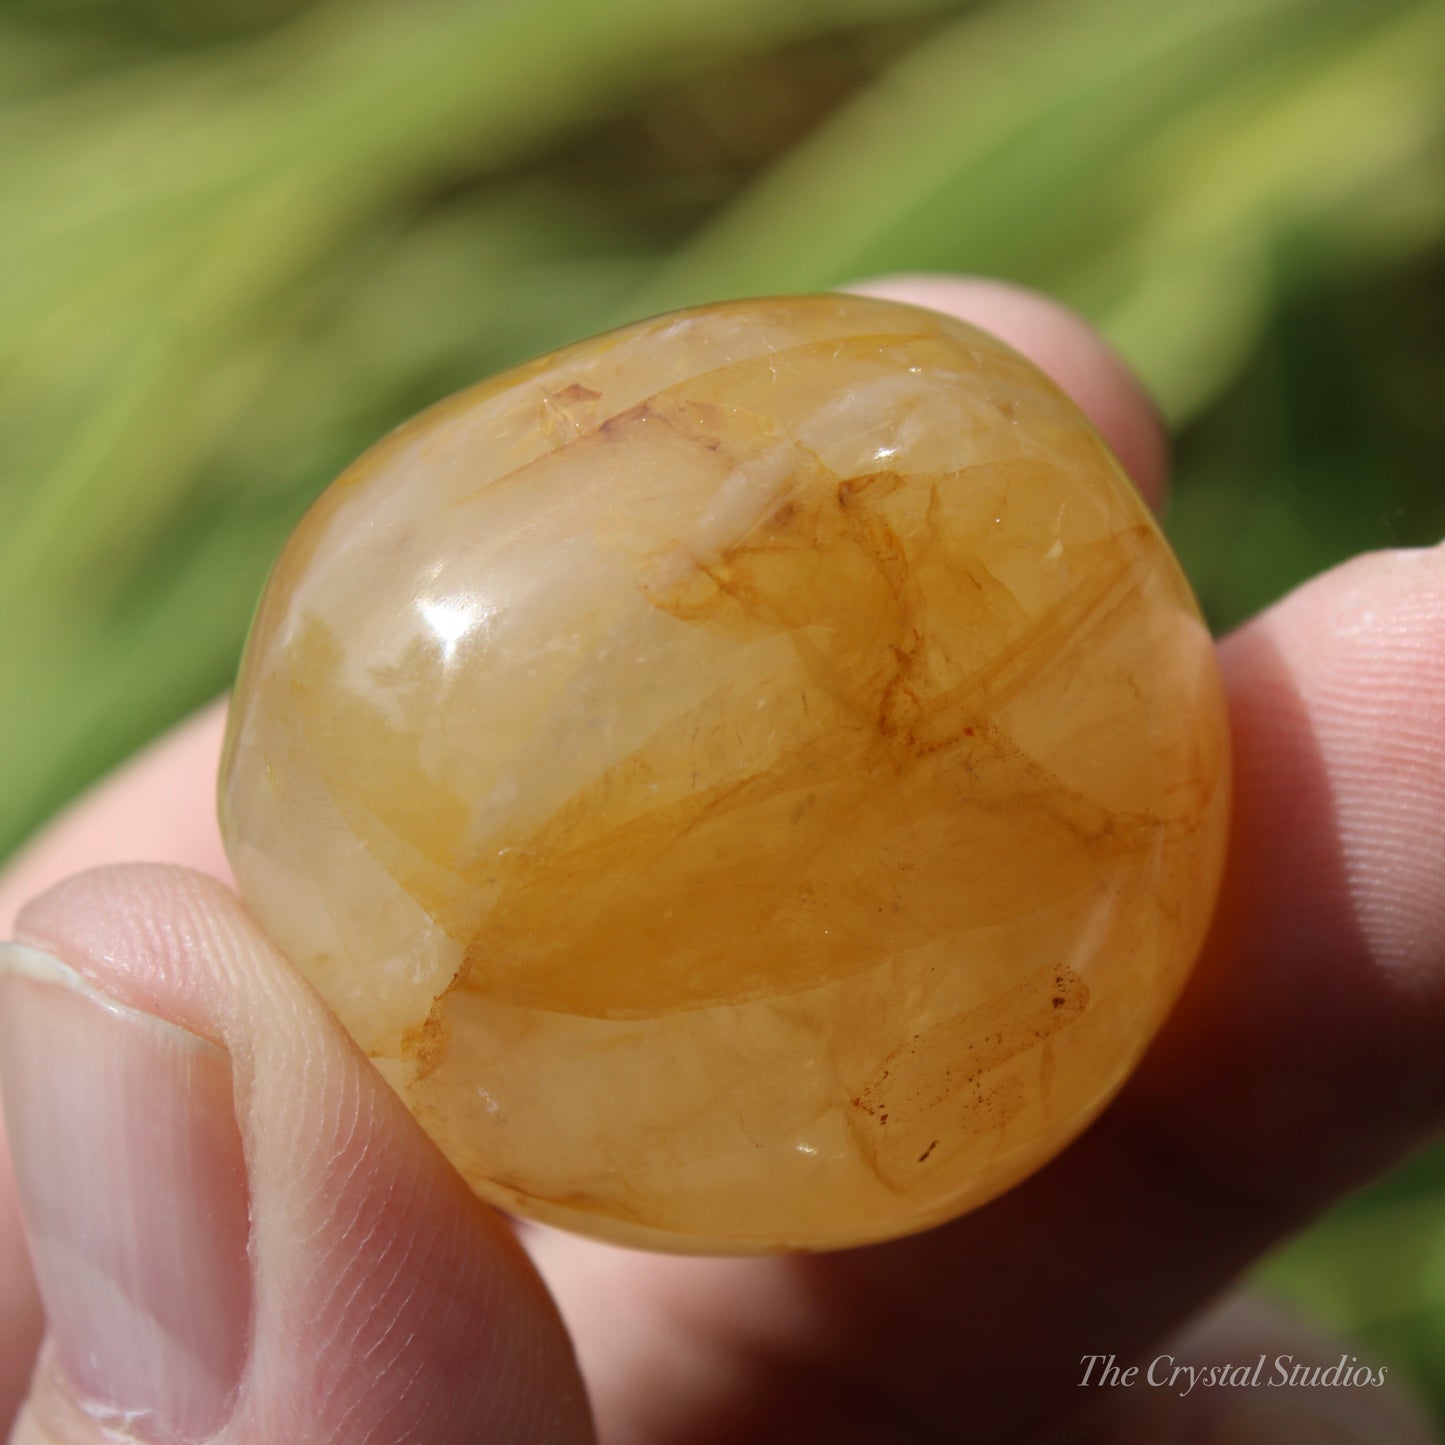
[219,295,1229,1252]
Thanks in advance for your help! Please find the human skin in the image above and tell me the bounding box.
[0,275,1441,1444]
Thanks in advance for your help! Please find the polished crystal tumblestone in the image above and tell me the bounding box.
[219,294,1229,1252]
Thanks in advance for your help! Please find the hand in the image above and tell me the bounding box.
[1,276,1441,1445]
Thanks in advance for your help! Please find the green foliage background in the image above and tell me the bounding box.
[2,0,1443,1412]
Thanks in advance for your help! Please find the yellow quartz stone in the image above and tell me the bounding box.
[219,294,1229,1253]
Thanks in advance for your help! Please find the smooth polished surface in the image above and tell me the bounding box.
[220,295,1229,1252]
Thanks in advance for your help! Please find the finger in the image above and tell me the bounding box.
[848,274,1169,509]
[0,704,229,1430]
[1087,1294,1437,1445]
[527,545,1445,1444]
[2,865,593,1445]
[0,1117,41,1433]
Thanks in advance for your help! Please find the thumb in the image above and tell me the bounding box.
[0,865,593,1445]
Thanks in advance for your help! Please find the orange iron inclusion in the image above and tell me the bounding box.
[219,294,1230,1253]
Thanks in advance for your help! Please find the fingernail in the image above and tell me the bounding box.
[0,942,250,1442]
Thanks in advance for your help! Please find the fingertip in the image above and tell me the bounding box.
[9,864,595,1445]
[846,274,1169,511]
[1137,544,1445,1205]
